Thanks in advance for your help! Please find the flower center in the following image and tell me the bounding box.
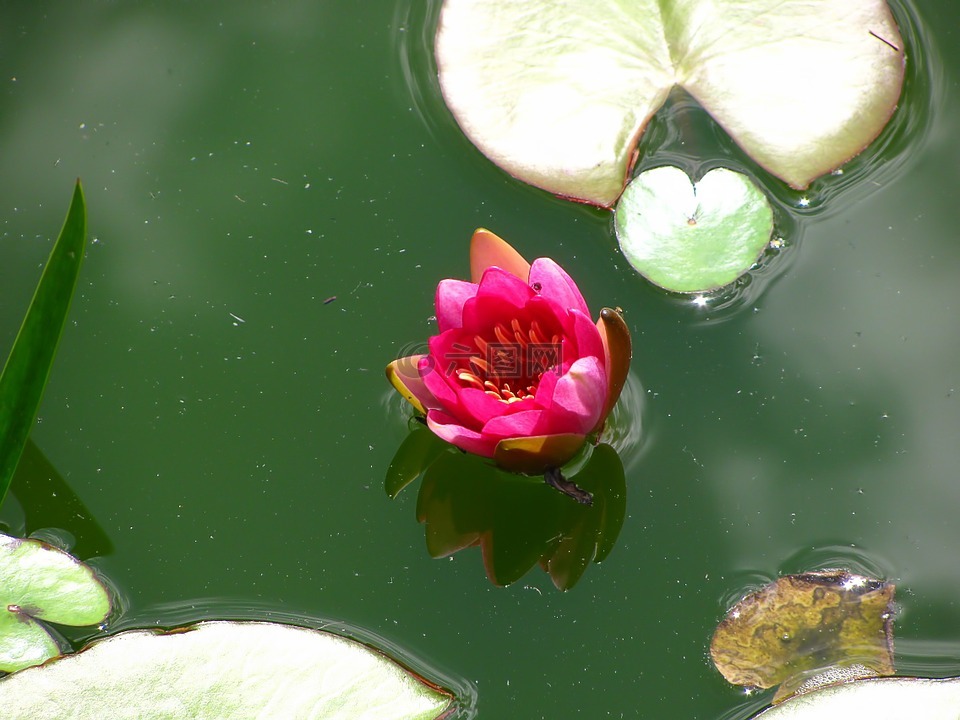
[452,318,561,403]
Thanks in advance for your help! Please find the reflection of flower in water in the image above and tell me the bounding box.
[385,426,626,591]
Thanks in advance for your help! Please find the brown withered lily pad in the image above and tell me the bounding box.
[710,570,895,702]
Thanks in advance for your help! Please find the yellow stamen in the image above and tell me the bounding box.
[493,323,511,345]
[457,371,485,390]
[474,335,489,356]
[511,319,529,347]
[470,356,491,376]
[529,321,544,345]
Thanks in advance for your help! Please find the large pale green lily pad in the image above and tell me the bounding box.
[436,0,905,206]
[0,532,111,672]
[0,621,456,719]
[750,677,960,719]
[615,166,773,293]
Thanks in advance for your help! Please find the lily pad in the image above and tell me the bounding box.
[750,676,960,719]
[0,621,456,719]
[436,0,905,206]
[0,532,111,672]
[711,570,895,702]
[615,166,773,293]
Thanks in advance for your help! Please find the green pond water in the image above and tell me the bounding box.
[1,1,959,717]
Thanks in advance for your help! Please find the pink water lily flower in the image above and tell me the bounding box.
[387,229,631,474]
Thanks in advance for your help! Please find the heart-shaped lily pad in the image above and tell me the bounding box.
[614,166,773,293]
[0,621,456,719]
[436,0,905,206]
[0,532,111,672]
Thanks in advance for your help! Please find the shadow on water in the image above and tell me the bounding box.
[0,438,113,559]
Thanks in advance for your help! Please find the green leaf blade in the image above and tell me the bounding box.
[0,181,87,504]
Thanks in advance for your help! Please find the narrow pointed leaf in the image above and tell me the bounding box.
[0,181,87,505]
[0,621,456,720]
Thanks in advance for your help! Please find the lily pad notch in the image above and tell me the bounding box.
[436,0,906,207]
[0,532,111,673]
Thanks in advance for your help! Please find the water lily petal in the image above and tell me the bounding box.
[481,408,545,438]
[386,356,435,414]
[529,258,590,317]
[461,294,534,337]
[435,279,478,333]
[476,266,535,311]
[539,356,606,434]
[458,388,531,425]
[564,308,605,362]
[594,307,632,432]
[420,344,462,409]
[428,328,479,376]
[494,433,587,474]
[524,294,570,330]
[426,410,497,457]
[469,228,530,284]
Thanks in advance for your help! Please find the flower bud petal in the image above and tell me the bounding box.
[469,228,531,283]
[386,356,433,414]
[493,433,587,474]
[594,307,632,431]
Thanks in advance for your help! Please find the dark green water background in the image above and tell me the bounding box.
[1,1,959,717]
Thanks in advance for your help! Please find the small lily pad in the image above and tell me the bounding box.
[0,621,456,720]
[615,166,773,293]
[711,570,895,702]
[0,532,111,672]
